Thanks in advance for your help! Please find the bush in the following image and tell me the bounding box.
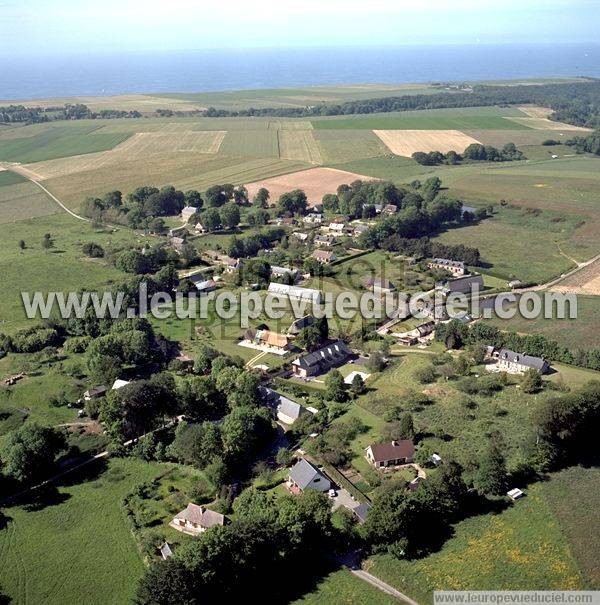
[82,242,105,258]
[63,335,92,354]
[413,365,437,384]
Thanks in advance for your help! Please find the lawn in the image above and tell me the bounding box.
[0,458,166,605]
[368,476,586,603]
[292,569,400,605]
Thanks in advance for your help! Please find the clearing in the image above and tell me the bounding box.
[373,130,481,157]
[245,166,378,207]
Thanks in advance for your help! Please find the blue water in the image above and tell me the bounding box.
[2,43,600,100]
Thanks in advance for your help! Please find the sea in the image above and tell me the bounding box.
[1,43,600,100]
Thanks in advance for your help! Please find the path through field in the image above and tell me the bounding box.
[4,164,89,222]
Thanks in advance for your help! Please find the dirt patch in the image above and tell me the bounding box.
[245,166,379,207]
[373,129,481,157]
[517,105,554,119]
[552,257,600,295]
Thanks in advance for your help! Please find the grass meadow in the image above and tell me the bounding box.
[0,458,166,605]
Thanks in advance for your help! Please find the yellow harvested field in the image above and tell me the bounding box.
[517,105,554,118]
[553,257,600,295]
[246,166,378,207]
[272,121,314,130]
[506,117,593,132]
[279,130,323,164]
[22,131,226,180]
[373,129,481,157]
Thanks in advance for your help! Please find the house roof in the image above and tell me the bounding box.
[353,502,371,523]
[182,206,198,215]
[190,275,217,291]
[257,329,289,349]
[85,385,107,396]
[268,283,322,302]
[311,250,334,262]
[364,277,394,290]
[288,314,316,335]
[444,274,484,293]
[160,542,173,559]
[497,348,547,371]
[278,397,303,421]
[431,258,465,269]
[175,503,225,528]
[289,459,328,490]
[111,379,130,390]
[292,340,351,370]
[271,265,298,277]
[368,440,415,463]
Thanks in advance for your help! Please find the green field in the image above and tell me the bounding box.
[0,458,165,605]
[312,115,529,131]
[0,123,130,163]
[0,173,59,224]
[368,469,589,603]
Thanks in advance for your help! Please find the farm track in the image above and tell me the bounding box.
[5,165,89,222]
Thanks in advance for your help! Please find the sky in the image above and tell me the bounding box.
[0,0,599,56]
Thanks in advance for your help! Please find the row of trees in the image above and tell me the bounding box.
[436,320,600,372]
[566,130,600,155]
[201,81,600,128]
[412,143,524,166]
[0,103,140,123]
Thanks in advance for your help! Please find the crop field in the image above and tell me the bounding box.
[279,130,323,164]
[506,117,593,131]
[151,83,443,110]
[0,458,166,605]
[314,129,388,163]
[373,129,481,156]
[553,257,600,295]
[245,166,378,207]
[0,171,59,224]
[369,473,587,603]
[0,123,131,163]
[312,114,530,131]
[42,154,309,210]
[219,129,280,157]
[487,294,600,350]
[20,131,227,180]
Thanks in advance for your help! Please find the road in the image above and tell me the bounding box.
[4,162,90,222]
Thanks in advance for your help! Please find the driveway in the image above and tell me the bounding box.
[331,487,359,513]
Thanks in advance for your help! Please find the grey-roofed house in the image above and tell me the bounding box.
[287,314,316,336]
[189,275,217,295]
[353,502,371,524]
[428,258,466,277]
[261,387,307,424]
[292,340,352,378]
[288,459,331,494]
[442,274,484,295]
[490,348,550,375]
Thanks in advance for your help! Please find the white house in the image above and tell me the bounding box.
[366,440,415,468]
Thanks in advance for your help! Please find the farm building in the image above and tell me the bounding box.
[382,204,398,216]
[271,265,299,281]
[267,283,323,304]
[428,258,466,276]
[291,340,352,378]
[303,213,323,224]
[84,385,107,400]
[364,276,395,294]
[311,250,336,264]
[288,459,331,494]
[287,314,316,336]
[181,206,198,222]
[487,347,549,375]
[242,328,291,354]
[442,274,484,295]
[170,236,186,252]
[366,440,415,468]
[170,503,226,536]
[189,275,217,295]
[314,234,336,247]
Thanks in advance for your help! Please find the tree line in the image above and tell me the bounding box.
[200,80,600,128]
[0,103,141,123]
[412,143,524,166]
